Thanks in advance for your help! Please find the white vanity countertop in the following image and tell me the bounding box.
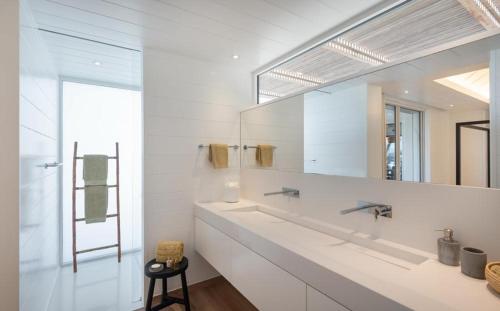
[194,200,500,311]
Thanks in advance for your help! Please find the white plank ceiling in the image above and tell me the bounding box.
[28,0,385,87]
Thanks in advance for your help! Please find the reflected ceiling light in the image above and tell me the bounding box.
[93,60,102,66]
[475,0,500,26]
[326,37,389,66]
[404,90,409,94]
[259,90,283,98]
[449,104,455,108]
[268,69,325,87]
[485,0,500,16]
[232,54,239,59]
[434,68,489,103]
[458,0,500,29]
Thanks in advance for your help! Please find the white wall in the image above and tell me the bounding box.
[460,126,488,187]
[400,98,489,186]
[367,85,384,179]
[241,168,500,260]
[0,1,19,309]
[449,109,489,186]
[426,108,489,185]
[143,48,252,293]
[19,2,60,310]
[304,84,383,178]
[241,94,304,172]
[491,49,500,187]
[425,107,451,184]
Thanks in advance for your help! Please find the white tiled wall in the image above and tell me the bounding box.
[0,1,20,309]
[19,2,60,311]
[143,48,252,291]
[241,168,500,260]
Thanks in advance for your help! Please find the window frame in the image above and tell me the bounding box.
[383,100,424,182]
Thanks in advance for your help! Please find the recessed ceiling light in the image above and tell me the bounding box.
[404,90,409,94]
[93,60,102,66]
[449,104,455,108]
[232,54,239,60]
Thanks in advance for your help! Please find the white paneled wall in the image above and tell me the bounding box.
[0,1,19,310]
[144,49,252,292]
[19,2,60,311]
[304,84,383,178]
[241,169,500,260]
[241,95,304,172]
[490,49,500,187]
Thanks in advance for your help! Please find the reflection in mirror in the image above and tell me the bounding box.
[242,34,500,188]
[241,95,304,172]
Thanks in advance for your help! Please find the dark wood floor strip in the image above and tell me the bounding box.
[138,276,258,311]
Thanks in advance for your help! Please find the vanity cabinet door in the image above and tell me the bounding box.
[195,218,306,311]
[194,218,233,279]
[307,285,350,311]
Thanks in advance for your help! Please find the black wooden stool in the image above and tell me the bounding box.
[144,257,191,311]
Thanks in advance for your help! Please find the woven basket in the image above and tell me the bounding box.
[156,240,184,264]
[485,262,500,294]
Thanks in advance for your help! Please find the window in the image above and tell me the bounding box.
[385,104,422,182]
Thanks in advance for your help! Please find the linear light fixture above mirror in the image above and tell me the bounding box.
[458,0,500,29]
[325,37,389,66]
[269,69,325,87]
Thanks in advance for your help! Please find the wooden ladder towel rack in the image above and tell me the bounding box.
[72,141,121,273]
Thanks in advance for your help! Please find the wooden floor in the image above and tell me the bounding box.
[139,276,258,311]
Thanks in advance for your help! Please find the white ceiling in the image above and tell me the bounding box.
[29,0,386,86]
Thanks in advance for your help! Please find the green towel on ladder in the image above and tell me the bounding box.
[83,155,108,223]
[84,185,108,224]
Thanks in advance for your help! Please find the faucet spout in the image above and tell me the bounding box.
[264,187,300,198]
[340,201,392,220]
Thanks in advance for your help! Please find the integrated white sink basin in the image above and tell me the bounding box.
[224,205,429,270]
[196,200,500,311]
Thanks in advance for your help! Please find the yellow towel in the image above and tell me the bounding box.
[256,144,274,167]
[209,144,228,169]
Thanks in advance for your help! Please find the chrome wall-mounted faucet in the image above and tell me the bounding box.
[264,187,300,198]
[340,201,392,220]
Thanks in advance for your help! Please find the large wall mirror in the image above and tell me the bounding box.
[242,34,500,188]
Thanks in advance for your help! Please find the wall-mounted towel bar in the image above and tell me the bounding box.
[243,145,277,150]
[198,144,239,150]
[76,156,117,159]
[38,162,63,169]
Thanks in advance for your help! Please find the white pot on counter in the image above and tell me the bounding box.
[223,181,240,203]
